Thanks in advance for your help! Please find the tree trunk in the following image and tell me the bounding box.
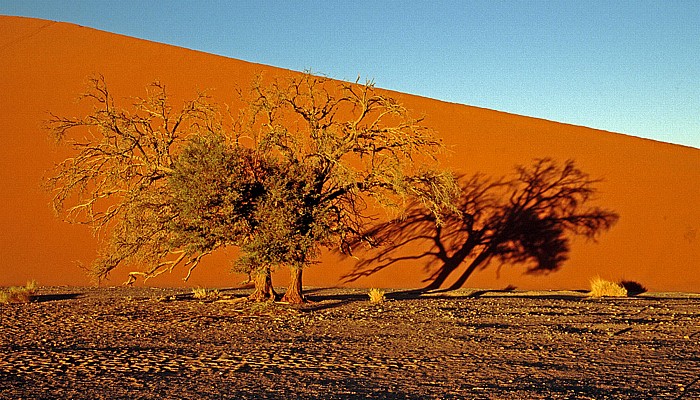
[248,269,277,301]
[281,266,306,304]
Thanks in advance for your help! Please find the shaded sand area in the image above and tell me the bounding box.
[1,286,699,399]
[1,16,699,291]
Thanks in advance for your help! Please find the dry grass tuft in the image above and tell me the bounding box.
[368,288,386,304]
[192,287,208,300]
[0,280,38,304]
[192,287,220,301]
[589,276,627,297]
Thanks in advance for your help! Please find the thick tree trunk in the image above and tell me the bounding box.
[281,266,306,304]
[248,269,277,301]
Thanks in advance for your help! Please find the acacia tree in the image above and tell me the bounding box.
[49,76,300,300]
[232,74,458,303]
[343,159,620,290]
[49,74,457,303]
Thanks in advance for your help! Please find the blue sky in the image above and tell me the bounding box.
[2,1,699,148]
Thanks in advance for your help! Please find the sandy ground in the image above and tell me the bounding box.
[1,286,699,399]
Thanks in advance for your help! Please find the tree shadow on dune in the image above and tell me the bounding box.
[341,159,620,292]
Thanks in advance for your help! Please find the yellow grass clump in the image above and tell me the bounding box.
[0,280,38,304]
[192,287,220,301]
[368,288,386,304]
[589,276,628,297]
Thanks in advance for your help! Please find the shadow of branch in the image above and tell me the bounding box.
[340,158,619,292]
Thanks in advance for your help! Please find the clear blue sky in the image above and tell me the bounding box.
[2,1,699,148]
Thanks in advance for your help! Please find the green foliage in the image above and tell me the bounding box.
[169,133,279,276]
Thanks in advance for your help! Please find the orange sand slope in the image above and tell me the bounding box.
[1,16,698,291]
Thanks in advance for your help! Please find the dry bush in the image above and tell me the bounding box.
[368,288,386,304]
[589,276,627,297]
[192,287,207,300]
[0,281,38,304]
[192,287,220,301]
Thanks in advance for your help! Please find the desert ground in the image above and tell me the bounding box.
[1,286,699,399]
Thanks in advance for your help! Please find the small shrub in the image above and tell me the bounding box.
[589,276,627,297]
[192,287,220,301]
[0,280,38,304]
[368,288,386,304]
[192,287,207,300]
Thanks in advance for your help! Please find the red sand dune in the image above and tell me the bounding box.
[1,16,698,291]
